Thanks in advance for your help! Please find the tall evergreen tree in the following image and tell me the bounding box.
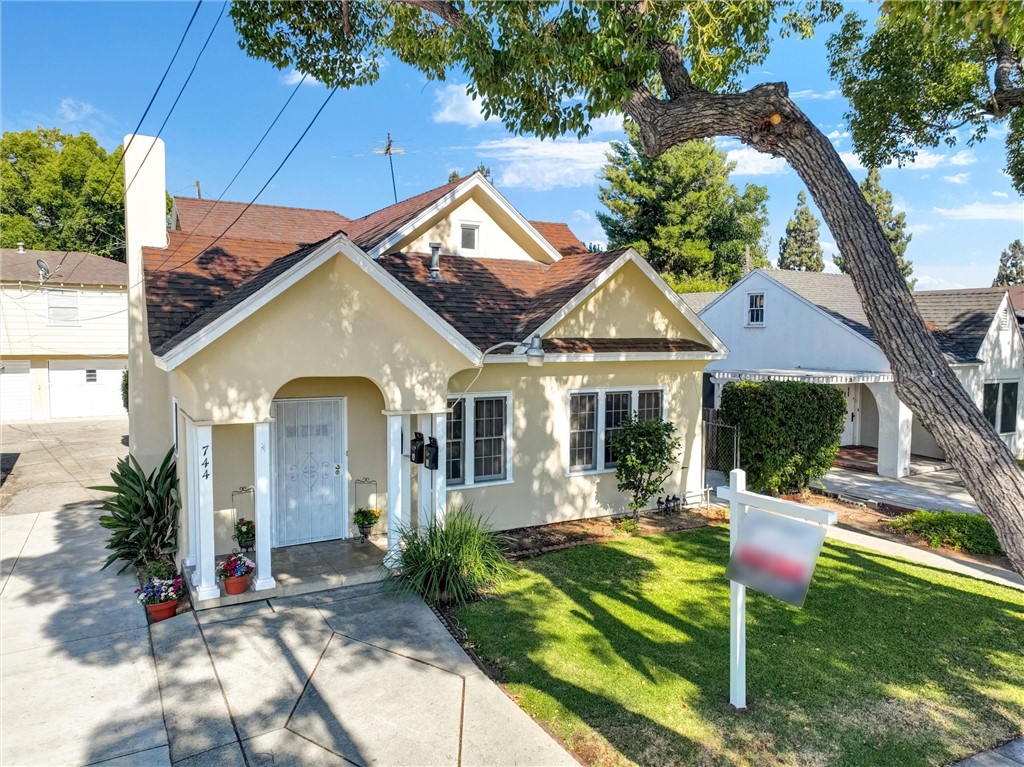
[993,240,1024,286]
[835,168,914,286]
[597,124,768,286]
[778,191,824,272]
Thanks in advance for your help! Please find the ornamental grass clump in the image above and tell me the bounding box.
[394,504,515,606]
[136,576,185,605]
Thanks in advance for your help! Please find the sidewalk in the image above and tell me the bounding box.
[820,466,979,514]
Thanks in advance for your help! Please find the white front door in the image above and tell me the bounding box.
[273,398,347,547]
[840,385,859,446]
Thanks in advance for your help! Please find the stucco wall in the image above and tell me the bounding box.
[445,360,706,530]
[859,384,879,448]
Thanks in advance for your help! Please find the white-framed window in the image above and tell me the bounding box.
[446,392,512,486]
[567,386,667,475]
[459,222,480,254]
[983,381,1018,435]
[746,292,765,326]
[47,289,79,326]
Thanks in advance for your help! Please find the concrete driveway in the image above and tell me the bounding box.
[820,466,979,514]
[1,419,577,767]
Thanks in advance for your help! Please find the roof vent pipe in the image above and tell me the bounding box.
[17,242,25,254]
[428,241,443,282]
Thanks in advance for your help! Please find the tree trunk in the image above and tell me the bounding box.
[626,80,1024,575]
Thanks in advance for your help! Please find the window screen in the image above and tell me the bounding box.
[638,390,663,421]
[446,398,465,485]
[569,393,597,471]
[473,397,506,481]
[48,290,79,325]
[1000,383,1018,434]
[747,293,765,325]
[461,224,478,251]
[604,391,632,467]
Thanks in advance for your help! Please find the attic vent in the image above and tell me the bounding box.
[1001,308,1010,331]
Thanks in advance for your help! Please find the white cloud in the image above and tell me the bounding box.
[792,89,840,101]
[992,191,1010,198]
[726,148,789,176]
[433,84,495,128]
[942,172,971,185]
[589,113,624,134]
[949,150,977,166]
[906,223,934,236]
[843,148,978,172]
[932,201,1024,221]
[477,136,611,191]
[840,152,864,171]
[280,69,321,86]
[573,209,592,222]
[59,97,97,121]
[913,262,992,289]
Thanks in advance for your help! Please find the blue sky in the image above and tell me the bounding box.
[2,1,1022,289]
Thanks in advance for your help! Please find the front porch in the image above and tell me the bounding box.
[186,536,388,610]
[833,445,951,476]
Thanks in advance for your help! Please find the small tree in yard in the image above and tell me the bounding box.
[612,415,681,522]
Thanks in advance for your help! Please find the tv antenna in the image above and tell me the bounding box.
[373,132,404,203]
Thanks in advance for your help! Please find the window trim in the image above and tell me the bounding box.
[446,390,513,488]
[458,221,481,256]
[47,289,80,327]
[745,291,765,327]
[983,380,1019,436]
[565,385,668,477]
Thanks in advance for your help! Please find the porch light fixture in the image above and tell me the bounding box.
[525,335,545,367]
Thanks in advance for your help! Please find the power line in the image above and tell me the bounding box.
[54,0,204,272]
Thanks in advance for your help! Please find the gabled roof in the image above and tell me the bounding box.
[913,288,1009,358]
[528,221,588,255]
[679,291,721,313]
[0,248,127,286]
[344,176,468,250]
[756,270,992,362]
[375,249,625,350]
[172,197,349,244]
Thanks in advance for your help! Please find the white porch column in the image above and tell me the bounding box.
[416,414,432,529]
[385,413,412,567]
[253,422,275,591]
[195,424,219,600]
[868,383,912,478]
[431,411,447,523]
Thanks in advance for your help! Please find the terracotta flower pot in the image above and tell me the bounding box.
[146,600,178,622]
[223,574,250,595]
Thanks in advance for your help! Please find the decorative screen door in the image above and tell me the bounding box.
[273,398,347,546]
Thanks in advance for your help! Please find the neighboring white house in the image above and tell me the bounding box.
[683,269,1024,478]
[0,246,128,421]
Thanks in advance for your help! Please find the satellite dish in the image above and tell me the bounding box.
[36,259,51,281]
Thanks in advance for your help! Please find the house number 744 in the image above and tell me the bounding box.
[201,444,210,480]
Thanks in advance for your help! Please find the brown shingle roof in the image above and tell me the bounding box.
[345,176,468,250]
[1,248,127,286]
[375,249,625,350]
[528,221,588,255]
[172,197,349,244]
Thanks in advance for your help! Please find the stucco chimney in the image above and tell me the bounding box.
[123,135,171,470]
[428,241,443,282]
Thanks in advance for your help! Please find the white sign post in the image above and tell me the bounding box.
[718,469,836,710]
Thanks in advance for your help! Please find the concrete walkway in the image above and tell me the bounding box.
[820,466,979,514]
[150,581,578,766]
[1,418,171,766]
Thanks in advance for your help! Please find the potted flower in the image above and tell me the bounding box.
[216,554,255,595]
[234,517,255,551]
[354,507,381,541]
[136,576,185,622]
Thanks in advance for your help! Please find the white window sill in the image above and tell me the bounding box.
[565,468,616,478]
[447,477,515,490]
[745,323,765,328]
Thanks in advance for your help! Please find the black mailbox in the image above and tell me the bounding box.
[424,437,439,471]
[410,432,425,464]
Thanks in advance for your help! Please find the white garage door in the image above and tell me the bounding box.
[48,360,125,418]
[1,360,32,421]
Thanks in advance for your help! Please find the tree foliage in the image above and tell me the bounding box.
[993,239,1024,286]
[719,381,845,495]
[778,191,823,271]
[834,168,914,286]
[1,127,125,260]
[611,415,681,521]
[449,162,492,184]
[597,123,769,284]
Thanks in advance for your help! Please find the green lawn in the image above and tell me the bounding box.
[458,527,1024,767]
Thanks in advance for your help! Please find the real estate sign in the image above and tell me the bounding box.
[725,508,826,608]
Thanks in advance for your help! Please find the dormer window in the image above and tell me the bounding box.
[460,223,480,254]
[747,292,765,326]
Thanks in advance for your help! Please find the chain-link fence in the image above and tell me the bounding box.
[703,411,739,496]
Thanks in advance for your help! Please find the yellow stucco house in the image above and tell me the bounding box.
[124,136,726,603]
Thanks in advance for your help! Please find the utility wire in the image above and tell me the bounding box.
[149,72,309,273]
[54,0,203,272]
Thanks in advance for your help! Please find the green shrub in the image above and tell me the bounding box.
[719,381,845,494]
[888,510,1003,556]
[611,415,681,520]
[393,504,514,606]
[121,369,128,412]
[92,447,179,573]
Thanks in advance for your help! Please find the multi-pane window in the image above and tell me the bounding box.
[474,397,507,481]
[460,224,479,252]
[446,393,509,485]
[47,289,79,326]
[569,393,598,471]
[603,391,632,467]
[984,382,1019,435]
[568,387,666,473]
[446,398,465,485]
[747,292,765,326]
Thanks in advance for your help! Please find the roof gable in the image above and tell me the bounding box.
[913,288,1008,358]
[528,221,588,255]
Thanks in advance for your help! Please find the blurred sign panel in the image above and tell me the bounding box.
[725,509,826,608]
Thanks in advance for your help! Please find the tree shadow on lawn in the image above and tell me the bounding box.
[459,527,1024,767]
